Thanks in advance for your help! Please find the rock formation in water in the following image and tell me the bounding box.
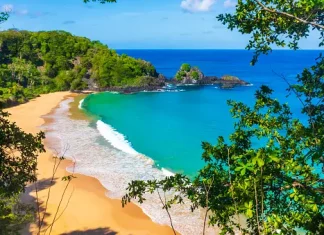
[171,64,250,89]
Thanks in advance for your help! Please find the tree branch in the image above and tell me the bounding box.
[254,0,324,30]
[156,190,177,235]
[202,175,214,235]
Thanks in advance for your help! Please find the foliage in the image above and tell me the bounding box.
[0,195,34,235]
[191,70,199,80]
[0,12,9,25]
[181,63,191,72]
[123,1,324,234]
[175,63,201,81]
[0,110,45,233]
[217,0,324,65]
[0,30,160,107]
[0,110,45,197]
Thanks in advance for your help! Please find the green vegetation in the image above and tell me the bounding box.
[217,0,324,65]
[123,1,324,234]
[191,70,199,80]
[0,195,34,235]
[0,110,45,234]
[222,75,239,81]
[180,63,191,72]
[0,30,159,107]
[0,12,9,24]
[175,63,201,81]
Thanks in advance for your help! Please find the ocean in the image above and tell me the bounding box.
[45,50,321,234]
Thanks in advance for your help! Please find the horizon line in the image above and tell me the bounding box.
[114,48,322,51]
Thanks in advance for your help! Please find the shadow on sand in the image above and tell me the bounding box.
[60,227,117,235]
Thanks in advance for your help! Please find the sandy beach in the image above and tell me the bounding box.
[5,92,175,235]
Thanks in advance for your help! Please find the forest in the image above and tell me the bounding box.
[0,30,160,107]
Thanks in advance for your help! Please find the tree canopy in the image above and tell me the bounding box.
[0,110,45,234]
[218,0,324,65]
[0,30,160,107]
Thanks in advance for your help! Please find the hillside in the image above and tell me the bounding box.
[0,30,163,107]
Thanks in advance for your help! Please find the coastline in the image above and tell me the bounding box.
[5,92,176,235]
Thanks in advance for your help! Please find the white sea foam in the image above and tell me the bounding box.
[141,89,185,93]
[162,168,175,177]
[78,99,84,109]
[245,83,254,87]
[44,98,216,235]
[97,120,138,155]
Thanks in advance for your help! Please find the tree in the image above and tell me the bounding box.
[217,0,324,65]
[0,195,34,235]
[191,70,199,80]
[123,1,324,234]
[0,11,9,25]
[0,30,161,106]
[0,110,45,234]
[181,63,191,72]
[0,110,45,197]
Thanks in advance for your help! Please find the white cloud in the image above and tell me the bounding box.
[224,0,236,8]
[1,4,14,12]
[180,0,216,13]
[16,9,29,15]
[1,4,28,15]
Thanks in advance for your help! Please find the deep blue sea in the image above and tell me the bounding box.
[81,50,321,177]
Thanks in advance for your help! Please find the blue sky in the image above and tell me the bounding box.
[0,0,320,49]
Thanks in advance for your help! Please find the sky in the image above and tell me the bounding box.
[0,0,321,49]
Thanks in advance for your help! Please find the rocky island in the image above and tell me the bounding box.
[169,63,250,89]
[100,63,250,93]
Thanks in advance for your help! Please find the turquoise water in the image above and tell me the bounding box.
[81,50,320,177]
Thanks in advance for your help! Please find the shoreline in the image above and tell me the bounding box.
[5,92,176,235]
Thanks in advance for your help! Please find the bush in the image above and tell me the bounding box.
[181,63,191,72]
[191,70,199,80]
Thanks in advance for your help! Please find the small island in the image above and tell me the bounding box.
[170,63,250,89]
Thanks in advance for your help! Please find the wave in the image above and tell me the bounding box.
[161,168,175,177]
[78,99,84,109]
[96,120,138,155]
[142,89,186,93]
[245,83,254,87]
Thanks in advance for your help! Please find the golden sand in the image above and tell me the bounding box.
[5,92,175,235]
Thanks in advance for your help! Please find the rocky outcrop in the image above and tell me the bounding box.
[201,75,249,88]
[175,64,204,84]
[88,76,166,94]
[172,64,250,89]
[100,85,164,94]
